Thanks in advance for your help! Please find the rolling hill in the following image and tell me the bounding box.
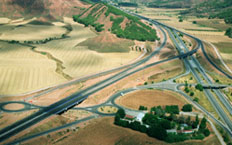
[73,3,159,41]
[0,0,90,20]
[181,0,232,24]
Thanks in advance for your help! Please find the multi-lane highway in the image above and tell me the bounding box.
[166,27,232,133]
[1,5,232,144]
[0,18,169,142]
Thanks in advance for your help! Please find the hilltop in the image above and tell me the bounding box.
[0,0,90,20]
[73,3,159,41]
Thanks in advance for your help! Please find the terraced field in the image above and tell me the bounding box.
[36,18,141,78]
[0,41,66,95]
[0,23,66,42]
[0,17,141,95]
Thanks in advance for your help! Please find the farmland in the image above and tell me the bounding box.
[23,117,220,145]
[36,18,141,79]
[116,89,187,110]
[135,6,232,75]
[0,17,142,95]
[0,23,66,42]
[0,41,66,95]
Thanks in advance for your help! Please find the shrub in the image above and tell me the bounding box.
[165,105,179,114]
[182,104,192,112]
[139,105,148,111]
[203,128,210,137]
[116,108,126,118]
[195,84,203,91]
[190,92,194,96]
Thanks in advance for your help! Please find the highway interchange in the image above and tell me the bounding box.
[0,5,232,145]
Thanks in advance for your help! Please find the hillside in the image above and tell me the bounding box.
[73,3,159,41]
[0,0,90,20]
[181,0,232,24]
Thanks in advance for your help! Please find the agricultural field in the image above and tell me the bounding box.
[0,22,66,42]
[36,18,141,79]
[0,41,66,95]
[0,17,142,96]
[136,6,232,76]
[116,89,187,110]
[23,117,220,145]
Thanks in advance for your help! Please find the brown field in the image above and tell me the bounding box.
[22,117,220,145]
[116,89,187,110]
[3,110,92,145]
[31,83,83,106]
[4,103,24,110]
[78,58,183,108]
[148,59,184,83]
[0,110,38,130]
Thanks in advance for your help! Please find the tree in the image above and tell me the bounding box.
[199,117,207,131]
[225,28,232,38]
[203,128,210,137]
[142,113,159,125]
[116,108,125,118]
[147,125,167,140]
[190,92,194,96]
[139,105,147,111]
[165,105,179,114]
[151,106,165,117]
[195,84,203,91]
[193,97,199,102]
[182,104,193,112]
[167,113,177,122]
[184,87,190,93]
[192,115,199,128]
[186,116,191,126]
[178,115,186,124]
[160,119,172,129]
[193,21,197,24]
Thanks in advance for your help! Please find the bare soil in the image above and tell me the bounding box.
[116,89,186,110]
[4,103,24,110]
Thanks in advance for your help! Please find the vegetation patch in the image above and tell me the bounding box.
[98,106,118,114]
[73,3,159,41]
[114,107,211,143]
[28,20,53,26]
[214,42,232,54]
[225,28,232,38]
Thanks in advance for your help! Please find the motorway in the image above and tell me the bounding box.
[1,6,232,144]
[0,18,169,142]
[165,27,232,132]
[163,26,232,131]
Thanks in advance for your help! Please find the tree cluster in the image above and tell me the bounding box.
[225,28,232,38]
[195,84,203,91]
[73,15,104,32]
[182,104,192,112]
[118,2,138,7]
[114,106,210,143]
